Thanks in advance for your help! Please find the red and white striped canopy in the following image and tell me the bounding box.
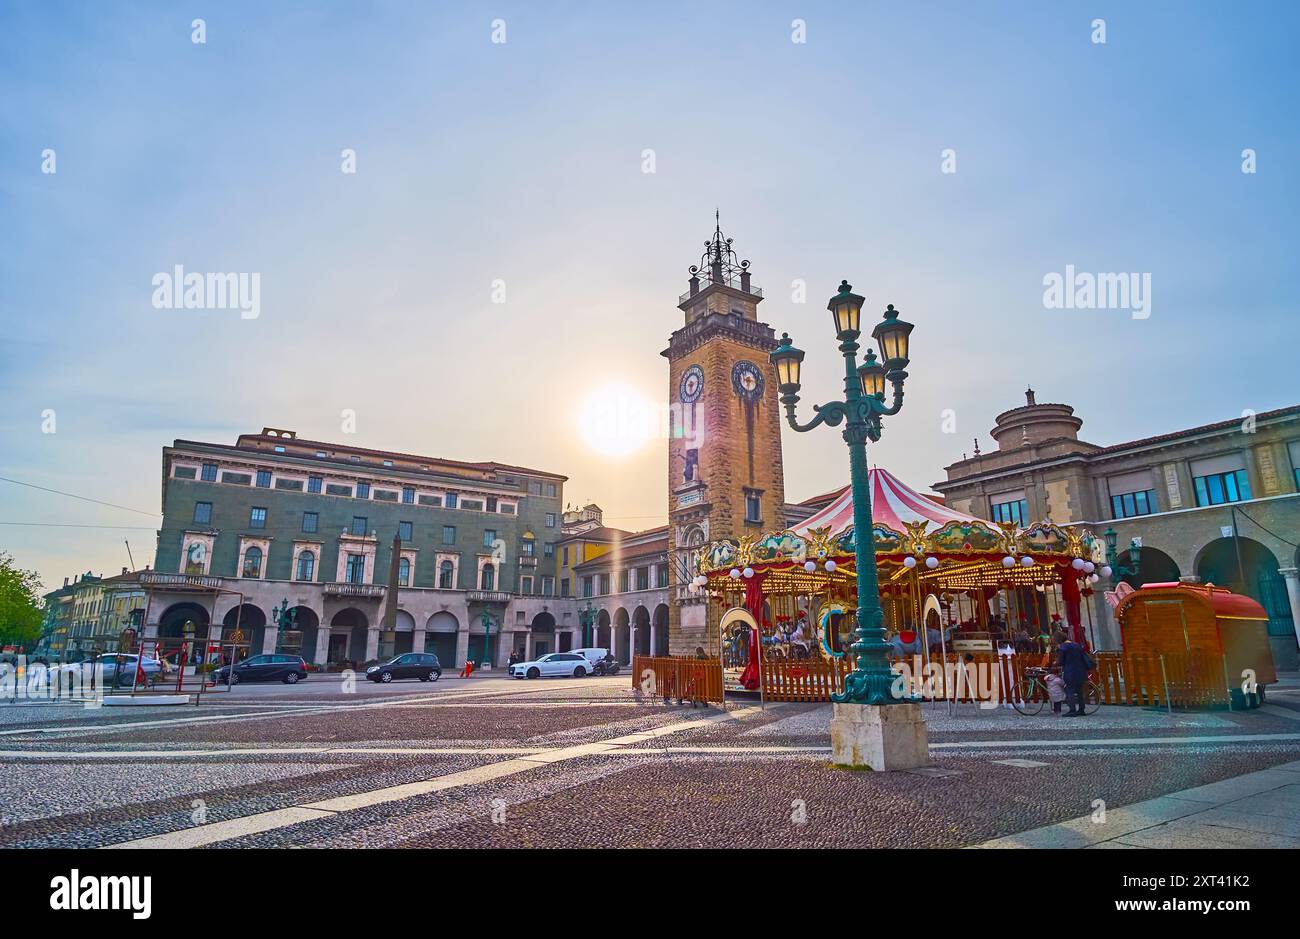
[795,467,990,537]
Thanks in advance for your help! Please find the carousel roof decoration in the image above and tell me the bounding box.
[696,467,1102,591]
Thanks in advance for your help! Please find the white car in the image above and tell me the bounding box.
[509,652,592,679]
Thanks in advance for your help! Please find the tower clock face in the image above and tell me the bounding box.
[679,365,704,404]
[731,361,765,401]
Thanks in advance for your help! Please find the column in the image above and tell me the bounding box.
[648,622,657,658]
[315,629,332,666]
[262,627,278,655]
[455,629,470,669]
[610,624,618,660]
[364,627,380,662]
[412,628,426,655]
[1280,568,1300,649]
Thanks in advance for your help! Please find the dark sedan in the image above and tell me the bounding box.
[216,654,308,685]
[366,652,442,683]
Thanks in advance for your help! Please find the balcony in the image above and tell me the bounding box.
[324,582,386,599]
[467,590,512,604]
[678,275,763,305]
[518,556,538,568]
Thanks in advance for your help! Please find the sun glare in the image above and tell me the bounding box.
[575,383,660,459]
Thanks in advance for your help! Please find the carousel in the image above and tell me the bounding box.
[691,468,1109,694]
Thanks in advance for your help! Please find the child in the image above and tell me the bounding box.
[1044,671,1067,715]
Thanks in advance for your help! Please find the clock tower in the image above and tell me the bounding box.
[663,215,786,653]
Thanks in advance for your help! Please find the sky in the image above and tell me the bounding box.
[1,1,1298,592]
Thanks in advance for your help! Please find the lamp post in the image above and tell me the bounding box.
[770,281,914,705]
[480,611,493,668]
[579,602,596,648]
[1103,528,1140,581]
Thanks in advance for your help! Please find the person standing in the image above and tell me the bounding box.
[1055,630,1092,716]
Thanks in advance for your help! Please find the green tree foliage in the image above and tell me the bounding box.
[0,552,44,649]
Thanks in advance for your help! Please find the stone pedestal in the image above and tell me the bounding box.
[829,702,929,770]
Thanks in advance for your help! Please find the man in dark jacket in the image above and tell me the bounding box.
[1055,630,1091,716]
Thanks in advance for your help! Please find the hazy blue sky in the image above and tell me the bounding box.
[2,1,1297,590]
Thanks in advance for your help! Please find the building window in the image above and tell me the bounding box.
[1111,489,1156,519]
[1194,470,1252,507]
[546,483,557,498]
[636,567,649,591]
[744,490,762,524]
[481,565,495,590]
[396,520,412,542]
[438,560,455,589]
[562,546,570,565]
[346,554,366,583]
[529,480,543,496]
[598,573,610,595]
[561,577,571,597]
[250,507,267,529]
[351,516,368,536]
[193,502,212,524]
[398,557,411,587]
[619,570,629,593]
[486,496,498,513]
[356,481,370,499]
[657,563,668,588]
[990,498,1029,526]
[582,576,593,598]
[544,542,555,558]
[242,546,263,578]
[303,511,319,533]
[296,551,316,581]
[308,475,323,494]
[442,525,456,545]
[541,576,554,597]
[201,463,218,482]
[545,513,556,528]
[255,470,272,488]
[445,492,458,509]
[273,445,286,453]
[483,529,497,549]
[402,486,415,504]
[520,575,534,595]
[521,539,535,557]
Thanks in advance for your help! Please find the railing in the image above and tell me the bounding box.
[467,590,512,603]
[323,582,386,598]
[139,572,224,590]
[678,277,763,304]
[631,655,724,705]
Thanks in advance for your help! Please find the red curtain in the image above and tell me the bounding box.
[738,572,766,690]
[1061,571,1084,645]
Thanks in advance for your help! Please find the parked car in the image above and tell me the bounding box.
[366,653,442,683]
[94,653,164,688]
[509,652,591,679]
[215,654,308,685]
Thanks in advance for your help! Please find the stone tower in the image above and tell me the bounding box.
[662,215,786,653]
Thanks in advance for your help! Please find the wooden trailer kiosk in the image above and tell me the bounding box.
[1115,582,1276,708]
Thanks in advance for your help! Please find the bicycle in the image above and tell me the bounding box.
[1012,666,1100,716]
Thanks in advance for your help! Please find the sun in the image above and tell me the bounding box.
[575,382,658,459]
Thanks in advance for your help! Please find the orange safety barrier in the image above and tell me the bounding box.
[631,655,724,705]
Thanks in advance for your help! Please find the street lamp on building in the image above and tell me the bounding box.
[1103,528,1139,581]
[769,281,914,705]
[579,601,596,648]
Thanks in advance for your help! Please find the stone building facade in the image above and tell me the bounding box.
[143,428,571,668]
[933,393,1300,667]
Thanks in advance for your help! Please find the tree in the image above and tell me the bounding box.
[0,552,44,650]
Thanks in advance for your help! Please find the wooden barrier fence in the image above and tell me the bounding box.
[636,651,1233,709]
[630,655,724,705]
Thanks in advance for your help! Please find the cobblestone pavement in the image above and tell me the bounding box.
[1,674,1297,848]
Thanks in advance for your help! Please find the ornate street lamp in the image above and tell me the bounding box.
[579,601,596,647]
[1103,527,1141,581]
[480,610,494,667]
[770,281,914,705]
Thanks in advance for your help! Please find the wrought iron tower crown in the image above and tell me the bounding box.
[689,210,752,287]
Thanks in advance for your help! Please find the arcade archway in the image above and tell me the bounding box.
[330,608,369,664]
[1196,537,1293,642]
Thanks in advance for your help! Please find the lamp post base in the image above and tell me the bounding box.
[829,701,929,770]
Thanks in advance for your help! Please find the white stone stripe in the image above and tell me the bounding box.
[96,708,764,849]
